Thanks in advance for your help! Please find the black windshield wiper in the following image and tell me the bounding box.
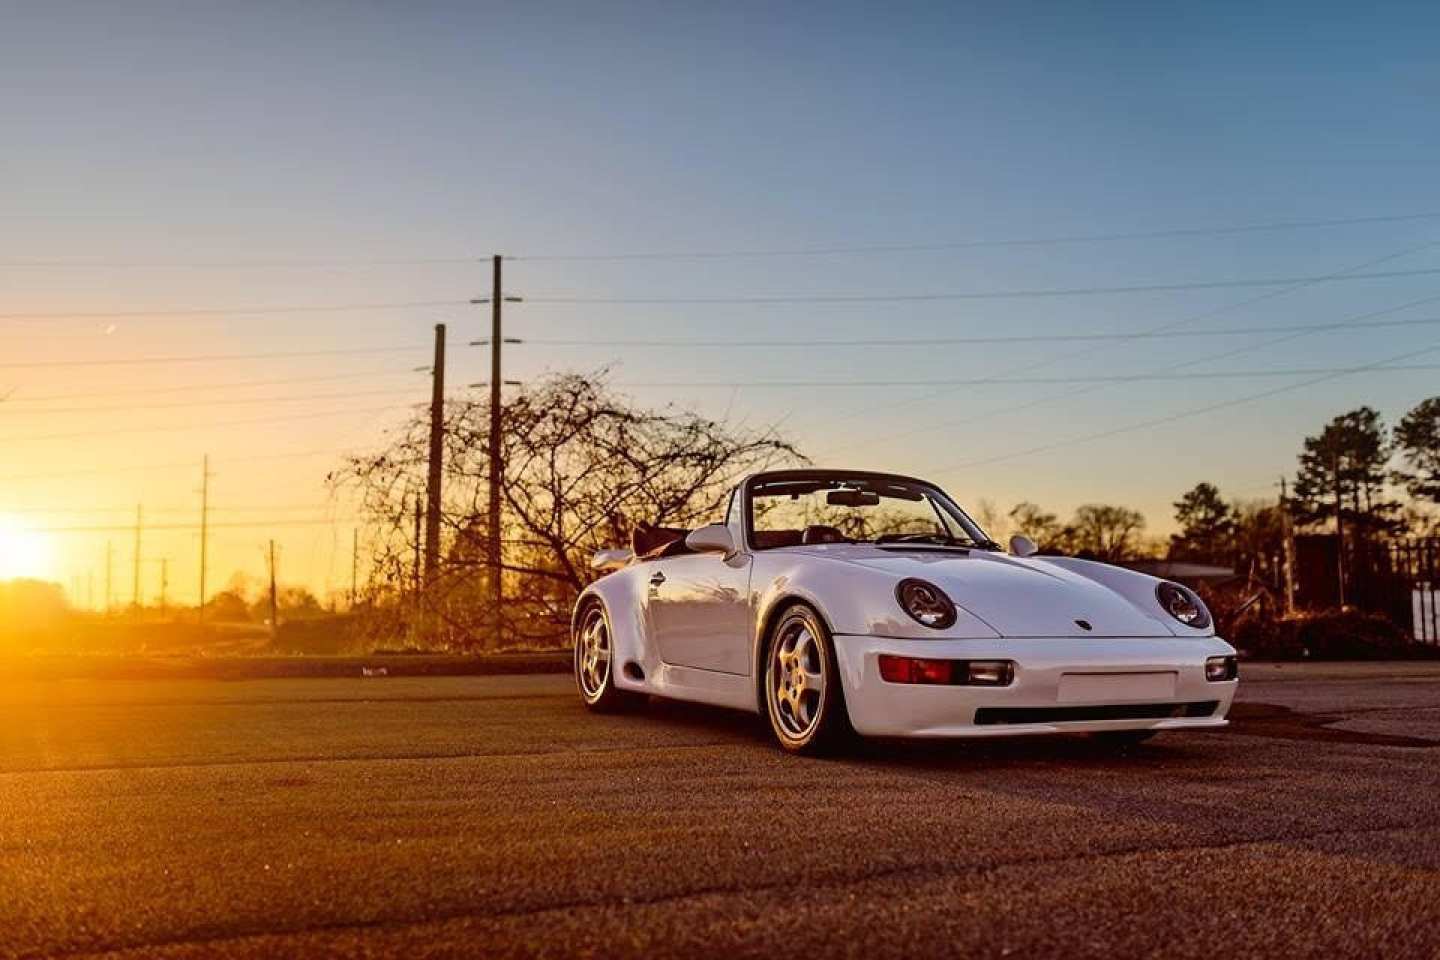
[874,533,998,550]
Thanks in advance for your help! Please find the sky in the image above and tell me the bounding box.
[2,0,1439,605]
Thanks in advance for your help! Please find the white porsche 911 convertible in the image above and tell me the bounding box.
[573,469,1238,755]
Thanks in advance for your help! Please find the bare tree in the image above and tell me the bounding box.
[332,371,800,647]
[1062,504,1148,561]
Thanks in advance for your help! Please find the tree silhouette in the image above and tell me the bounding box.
[332,370,799,645]
[1395,396,1440,507]
[1064,504,1147,561]
[1292,406,1402,544]
[1169,482,1237,561]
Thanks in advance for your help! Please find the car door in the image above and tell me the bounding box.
[645,493,753,675]
[646,550,752,674]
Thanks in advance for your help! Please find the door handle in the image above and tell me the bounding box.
[649,571,667,586]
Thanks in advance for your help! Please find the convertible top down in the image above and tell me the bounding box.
[573,469,1238,755]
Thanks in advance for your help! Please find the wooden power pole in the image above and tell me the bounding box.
[424,323,446,583]
[350,527,359,611]
[488,256,504,645]
[1279,476,1296,616]
[1332,452,1346,608]
[470,255,520,647]
[198,455,210,623]
[132,505,142,612]
[412,495,423,603]
[268,539,278,637]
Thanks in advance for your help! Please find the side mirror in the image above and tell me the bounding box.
[1009,534,1038,558]
[590,548,633,571]
[686,523,736,555]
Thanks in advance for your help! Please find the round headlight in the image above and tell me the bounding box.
[1155,581,1211,630]
[896,578,958,629]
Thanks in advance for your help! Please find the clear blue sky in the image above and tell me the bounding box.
[2,1,1439,596]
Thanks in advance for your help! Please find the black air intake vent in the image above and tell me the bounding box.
[973,701,1219,725]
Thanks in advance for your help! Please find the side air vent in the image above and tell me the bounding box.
[974,701,1219,726]
[623,662,646,682]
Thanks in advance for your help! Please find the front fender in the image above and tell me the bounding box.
[747,552,1001,680]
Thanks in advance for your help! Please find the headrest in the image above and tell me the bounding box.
[802,525,848,545]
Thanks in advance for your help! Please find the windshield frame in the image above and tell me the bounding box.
[742,470,993,552]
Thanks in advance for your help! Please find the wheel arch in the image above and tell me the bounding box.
[751,592,835,713]
[571,587,605,639]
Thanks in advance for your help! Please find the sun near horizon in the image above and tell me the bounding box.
[0,514,59,582]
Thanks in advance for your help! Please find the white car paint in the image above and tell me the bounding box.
[575,471,1238,739]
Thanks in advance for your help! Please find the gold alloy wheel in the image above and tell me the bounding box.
[576,606,611,700]
[768,619,826,738]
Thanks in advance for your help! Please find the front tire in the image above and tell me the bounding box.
[763,605,852,755]
[574,601,640,712]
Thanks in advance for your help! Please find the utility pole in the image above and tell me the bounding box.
[487,255,504,646]
[1332,452,1346,608]
[412,494,423,603]
[424,323,446,584]
[1279,477,1296,616]
[158,558,168,617]
[105,541,113,616]
[470,255,522,648]
[132,505,143,613]
[198,455,210,624]
[350,527,359,611]
[267,540,278,637]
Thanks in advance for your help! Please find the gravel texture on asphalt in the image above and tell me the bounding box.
[2,661,1438,959]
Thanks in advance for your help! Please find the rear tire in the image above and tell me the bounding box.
[574,601,641,713]
[763,604,852,755]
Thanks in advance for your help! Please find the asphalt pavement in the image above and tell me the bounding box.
[2,661,1439,959]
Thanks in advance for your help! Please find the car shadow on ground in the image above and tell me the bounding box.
[615,696,1216,769]
[611,695,1435,773]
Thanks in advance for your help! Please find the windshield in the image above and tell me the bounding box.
[746,474,995,550]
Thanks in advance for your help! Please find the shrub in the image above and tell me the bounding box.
[1232,615,1304,660]
[1235,609,1416,660]
[1293,610,1410,660]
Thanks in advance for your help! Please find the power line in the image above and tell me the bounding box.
[0,368,420,404]
[0,257,479,269]
[510,211,1440,261]
[2,403,413,445]
[0,299,467,321]
[26,517,361,534]
[526,314,1440,349]
[821,289,1440,461]
[2,211,1436,269]
[0,446,351,483]
[522,265,1440,305]
[809,240,1440,454]
[933,338,1440,472]
[600,362,1440,389]
[13,386,426,416]
[0,344,429,370]
[0,503,339,515]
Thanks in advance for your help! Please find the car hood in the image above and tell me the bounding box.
[815,546,1177,638]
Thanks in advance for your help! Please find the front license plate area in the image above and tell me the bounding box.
[1057,671,1177,703]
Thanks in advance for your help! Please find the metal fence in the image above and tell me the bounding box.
[1352,538,1440,643]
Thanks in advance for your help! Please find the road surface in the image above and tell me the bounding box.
[3,662,1439,958]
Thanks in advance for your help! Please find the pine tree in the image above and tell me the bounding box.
[1292,406,1402,544]
[1394,397,1440,507]
[1169,482,1237,562]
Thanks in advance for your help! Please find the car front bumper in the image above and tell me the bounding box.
[831,634,1239,738]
